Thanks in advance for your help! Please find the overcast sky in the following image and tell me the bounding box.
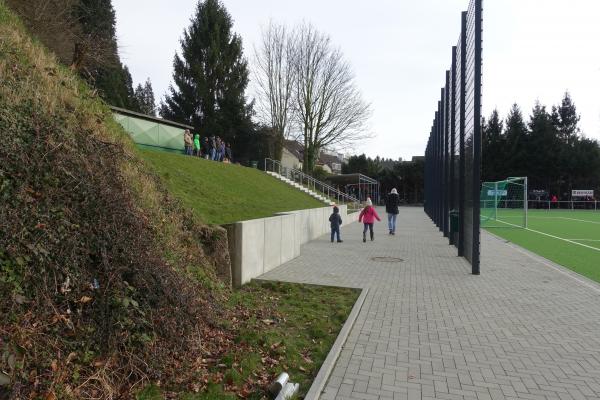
[113,0,600,161]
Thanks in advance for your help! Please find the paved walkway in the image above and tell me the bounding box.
[259,207,600,400]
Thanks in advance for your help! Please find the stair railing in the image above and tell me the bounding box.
[264,158,360,209]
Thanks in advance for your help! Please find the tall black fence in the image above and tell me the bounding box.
[425,0,482,274]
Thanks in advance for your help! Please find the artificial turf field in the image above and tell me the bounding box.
[483,209,600,283]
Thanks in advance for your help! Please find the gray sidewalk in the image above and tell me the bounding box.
[258,207,600,400]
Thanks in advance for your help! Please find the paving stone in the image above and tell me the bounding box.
[259,208,600,399]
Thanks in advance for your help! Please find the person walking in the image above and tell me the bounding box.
[358,198,380,243]
[184,129,193,156]
[193,132,201,157]
[385,188,400,235]
[329,205,343,243]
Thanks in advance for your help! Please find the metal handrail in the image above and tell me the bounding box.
[264,158,360,207]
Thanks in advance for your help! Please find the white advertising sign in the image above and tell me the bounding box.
[572,190,594,197]
[487,190,507,197]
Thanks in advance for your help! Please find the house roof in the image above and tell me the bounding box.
[283,140,304,160]
[318,152,342,169]
[110,106,194,130]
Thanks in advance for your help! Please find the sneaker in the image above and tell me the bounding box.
[363,236,366,243]
[337,240,343,243]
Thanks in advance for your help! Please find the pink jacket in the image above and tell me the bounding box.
[358,206,380,224]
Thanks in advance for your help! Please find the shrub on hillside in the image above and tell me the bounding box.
[0,5,232,398]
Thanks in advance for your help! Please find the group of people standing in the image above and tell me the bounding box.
[183,129,232,162]
[329,188,400,244]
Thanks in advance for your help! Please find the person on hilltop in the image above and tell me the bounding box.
[193,132,201,157]
[358,198,381,243]
[184,129,193,156]
[385,188,400,235]
[225,142,233,162]
[209,135,217,160]
[202,137,209,159]
[329,205,343,243]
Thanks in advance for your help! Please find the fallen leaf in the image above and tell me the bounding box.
[79,296,93,304]
[51,360,58,372]
[45,392,57,400]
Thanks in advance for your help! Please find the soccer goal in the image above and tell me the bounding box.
[480,177,528,228]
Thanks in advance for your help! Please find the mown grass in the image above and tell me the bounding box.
[137,281,360,399]
[139,149,325,225]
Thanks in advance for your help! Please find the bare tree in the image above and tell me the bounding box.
[253,21,296,160]
[291,23,372,173]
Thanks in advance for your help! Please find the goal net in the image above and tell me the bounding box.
[480,177,528,228]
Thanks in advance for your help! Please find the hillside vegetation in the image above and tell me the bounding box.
[0,4,357,399]
[0,3,232,397]
[139,150,324,225]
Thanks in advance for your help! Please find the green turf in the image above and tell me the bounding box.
[485,210,600,282]
[139,149,325,224]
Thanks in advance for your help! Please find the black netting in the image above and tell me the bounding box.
[425,0,482,274]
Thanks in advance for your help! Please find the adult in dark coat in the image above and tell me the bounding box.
[385,188,400,235]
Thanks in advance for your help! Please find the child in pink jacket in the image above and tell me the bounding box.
[358,198,381,242]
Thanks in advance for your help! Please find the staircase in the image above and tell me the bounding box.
[264,158,360,208]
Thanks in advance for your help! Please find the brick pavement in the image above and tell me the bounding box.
[259,207,600,400]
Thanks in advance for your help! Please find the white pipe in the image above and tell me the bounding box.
[274,382,299,400]
[267,372,289,398]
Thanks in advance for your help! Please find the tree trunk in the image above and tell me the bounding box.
[274,130,284,162]
[304,145,317,174]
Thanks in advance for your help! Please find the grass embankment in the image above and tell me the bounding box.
[138,281,359,399]
[0,3,356,398]
[140,150,325,225]
[486,210,600,283]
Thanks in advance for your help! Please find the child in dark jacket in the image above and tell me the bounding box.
[329,206,343,243]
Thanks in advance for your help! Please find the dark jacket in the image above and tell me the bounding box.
[385,193,400,214]
[329,212,342,229]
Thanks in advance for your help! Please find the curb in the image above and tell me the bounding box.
[483,230,600,294]
[303,287,369,400]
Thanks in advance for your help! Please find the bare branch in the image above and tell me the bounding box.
[290,23,372,171]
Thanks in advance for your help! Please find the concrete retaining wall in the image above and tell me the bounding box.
[225,205,349,287]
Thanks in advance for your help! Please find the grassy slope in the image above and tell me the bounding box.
[486,211,600,282]
[140,149,324,224]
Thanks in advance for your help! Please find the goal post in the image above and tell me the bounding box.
[480,177,528,228]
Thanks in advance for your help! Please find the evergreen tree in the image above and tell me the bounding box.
[554,92,580,145]
[482,109,504,181]
[160,0,252,144]
[527,102,560,191]
[503,104,529,177]
[133,79,156,116]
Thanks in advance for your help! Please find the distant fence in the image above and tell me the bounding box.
[424,0,482,274]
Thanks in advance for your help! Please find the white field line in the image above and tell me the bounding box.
[527,215,600,224]
[495,237,600,294]
[525,227,600,252]
[568,239,600,242]
[485,218,600,252]
[557,217,600,225]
